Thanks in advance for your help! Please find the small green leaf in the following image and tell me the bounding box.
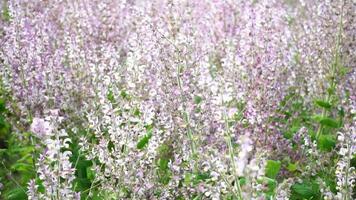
[120,90,129,99]
[317,134,336,151]
[158,158,169,170]
[87,167,95,180]
[314,100,332,109]
[0,98,6,112]
[136,131,153,150]
[194,96,203,104]
[338,65,350,76]
[156,143,173,185]
[239,177,247,186]
[338,107,345,118]
[107,90,115,103]
[291,182,320,199]
[287,162,298,172]
[133,107,140,116]
[311,114,323,122]
[265,160,281,179]
[195,172,210,182]
[184,172,211,186]
[184,173,193,185]
[2,5,11,22]
[258,177,277,197]
[292,184,314,198]
[320,118,339,128]
[327,87,335,95]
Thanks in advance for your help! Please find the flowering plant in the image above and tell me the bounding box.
[0,0,355,199]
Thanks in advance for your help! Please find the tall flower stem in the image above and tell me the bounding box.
[177,63,198,173]
[222,96,243,199]
[316,1,344,140]
[151,23,199,172]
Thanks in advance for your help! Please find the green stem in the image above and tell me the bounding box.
[176,64,198,172]
[223,114,243,200]
[316,2,344,140]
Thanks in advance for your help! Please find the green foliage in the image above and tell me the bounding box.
[272,81,345,199]
[287,162,298,172]
[258,177,278,198]
[290,181,321,200]
[314,100,332,109]
[133,107,141,116]
[2,187,27,200]
[156,143,173,185]
[274,90,313,140]
[184,172,211,186]
[120,90,130,100]
[137,128,153,150]
[67,128,100,200]
[0,96,35,200]
[317,134,336,151]
[194,95,203,104]
[265,160,281,179]
[107,89,115,104]
[2,2,11,22]
[319,118,339,128]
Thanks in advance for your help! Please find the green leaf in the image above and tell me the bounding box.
[120,90,129,100]
[156,143,173,185]
[291,182,320,200]
[0,98,6,112]
[292,184,314,198]
[107,90,115,103]
[136,131,153,150]
[287,162,298,172]
[11,146,35,154]
[157,159,171,185]
[239,177,247,186]
[312,115,340,128]
[317,134,336,151]
[2,5,11,22]
[265,160,281,179]
[314,100,332,109]
[183,172,210,186]
[195,172,210,181]
[87,167,95,180]
[184,173,193,185]
[194,96,203,104]
[338,107,345,118]
[327,87,335,95]
[338,65,350,76]
[311,114,323,122]
[74,178,91,191]
[4,187,27,200]
[10,163,33,172]
[119,187,132,198]
[133,107,140,116]
[258,177,277,197]
[158,158,169,170]
[320,118,339,128]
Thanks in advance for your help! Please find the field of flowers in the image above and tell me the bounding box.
[0,0,355,199]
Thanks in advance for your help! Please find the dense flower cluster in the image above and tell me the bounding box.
[27,111,79,199]
[335,123,356,200]
[0,0,355,199]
